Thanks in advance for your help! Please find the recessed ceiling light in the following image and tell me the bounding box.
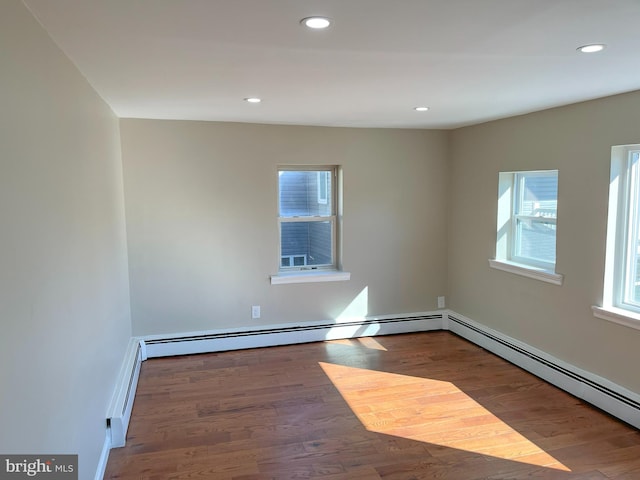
[414,106,430,112]
[301,16,331,29]
[577,44,606,53]
[244,97,261,103]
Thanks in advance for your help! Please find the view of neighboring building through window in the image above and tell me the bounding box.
[496,170,558,271]
[603,145,640,313]
[278,166,337,271]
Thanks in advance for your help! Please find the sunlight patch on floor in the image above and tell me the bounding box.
[325,337,388,351]
[318,362,570,472]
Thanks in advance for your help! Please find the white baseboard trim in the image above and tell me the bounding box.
[94,429,111,480]
[447,310,640,430]
[103,307,640,468]
[142,312,445,358]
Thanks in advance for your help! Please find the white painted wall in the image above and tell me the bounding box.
[120,120,449,336]
[449,90,640,393]
[0,1,132,477]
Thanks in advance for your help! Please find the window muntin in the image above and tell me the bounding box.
[278,166,337,271]
[496,170,558,272]
[607,146,640,312]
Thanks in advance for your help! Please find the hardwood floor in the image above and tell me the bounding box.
[104,332,640,479]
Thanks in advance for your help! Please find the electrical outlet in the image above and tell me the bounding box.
[251,305,261,319]
[437,296,446,309]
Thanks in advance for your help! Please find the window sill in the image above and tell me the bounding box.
[592,306,640,331]
[488,259,563,285]
[270,270,351,285]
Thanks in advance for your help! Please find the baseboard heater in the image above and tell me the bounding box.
[107,338,147,448]
[105,309,640,456]
[103,313,442,451]
[447,313,640,429]
[143,313,444,358]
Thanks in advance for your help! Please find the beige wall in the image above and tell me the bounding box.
[449,90,640,393]
[120,120,449,336]
[7,0,640,468]
[0,1,132,476]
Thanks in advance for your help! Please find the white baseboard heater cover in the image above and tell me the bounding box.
[107,338,146,448]
[447,312,640,430]
[105,310,640,455]
[142,313,445,358]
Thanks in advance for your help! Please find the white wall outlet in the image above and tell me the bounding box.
[437,296,446,309]
[251,305,261,319]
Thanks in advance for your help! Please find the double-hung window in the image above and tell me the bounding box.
[511,171,558,269]
[595,145,640,327]
[491,170,562,284]
[277,166,338,272]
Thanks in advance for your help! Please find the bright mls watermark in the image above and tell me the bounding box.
[0,455,77,479]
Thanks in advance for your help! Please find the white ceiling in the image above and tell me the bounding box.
[22,0,640,129]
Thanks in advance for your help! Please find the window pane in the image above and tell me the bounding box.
[625,245,640,306]
[516,173,558,218]
[279,170,332,217]
[280,221,333,267]
[516,218,556,264]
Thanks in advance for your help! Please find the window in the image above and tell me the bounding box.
[277,166,338,272]
[597,145,640,323]
[491,170,562,284]
[511,171,558,269]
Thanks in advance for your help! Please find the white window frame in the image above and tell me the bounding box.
[490,170,563,285]
[271,165,350,285]
[280,254,308,268]
[593,145,640,330]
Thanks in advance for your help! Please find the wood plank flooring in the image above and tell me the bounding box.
[104,332,640,479]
